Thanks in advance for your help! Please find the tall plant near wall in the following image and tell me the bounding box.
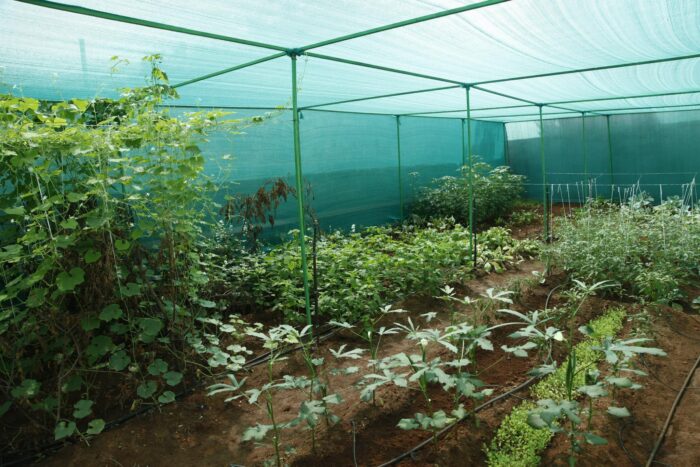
[0,55,247,444]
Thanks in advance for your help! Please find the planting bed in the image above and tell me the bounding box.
[22,206,698,467]
[41,263,543,466]
[40,269,700,467]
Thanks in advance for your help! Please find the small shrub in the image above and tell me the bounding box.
[410,161,525,227]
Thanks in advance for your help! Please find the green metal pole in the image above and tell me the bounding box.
[606,115,615,189]
[173,52,286,89]
[396,116,404,221]
[301,85,459,110]
[301,0,510,50]
[290,54,312,326]
[460,118,466,167]
[474,52,700,86]
[503,123,509,165]
[539,105,549,241]
[549,88,700,106]
[466,86,475,262]
[581,112,588,199]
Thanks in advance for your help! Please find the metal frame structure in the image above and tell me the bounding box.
[16,0,700,326]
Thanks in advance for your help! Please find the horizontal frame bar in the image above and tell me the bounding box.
[17,0,288,51]
[300,85,460,110]
[548,89,700,106]
[305,51,463,85]
[172,52,286,89]
[473,53,700,86]
[491,105,700,124]
[159,103,497,123]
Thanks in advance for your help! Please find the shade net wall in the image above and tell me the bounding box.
[176,106,505,237]
[2,0,699,233]
[506,110,700,204]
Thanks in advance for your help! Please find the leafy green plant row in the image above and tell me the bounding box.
[222,223,540,323]
[485,307,627,467]
[544,195,700,303]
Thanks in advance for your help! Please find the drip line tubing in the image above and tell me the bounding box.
[645,352,700,467]
[376,373,542,466]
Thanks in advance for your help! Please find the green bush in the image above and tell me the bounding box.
[410,161,525,227]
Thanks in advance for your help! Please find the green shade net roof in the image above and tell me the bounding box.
[2,0,700,120]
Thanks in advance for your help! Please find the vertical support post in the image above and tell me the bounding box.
[460,118,466,167]
[395,115,404,220]
[539,105,549,241]
[503,123,509,165]
[581,112,588,199]
[606,115,615,192]
[290,52,312,326]
[465,86,475,263]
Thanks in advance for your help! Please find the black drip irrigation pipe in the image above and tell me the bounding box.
[376,372,542,467]
[1,321,345,467]
[618,418,643,467]
[644,351,700,467]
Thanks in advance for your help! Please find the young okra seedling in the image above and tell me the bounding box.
[443,287,514,327]
[207,325,309,467]
[378,318,494,443]
[209,325,340,467]
[331,305,405,371]
[497,308,564,361]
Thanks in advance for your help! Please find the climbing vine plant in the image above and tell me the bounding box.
[0,56,250,445]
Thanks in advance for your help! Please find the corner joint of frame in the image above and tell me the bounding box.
[285,48,304,58]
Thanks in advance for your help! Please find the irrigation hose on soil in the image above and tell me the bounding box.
[376,373,541,467]
[644,351,700,467]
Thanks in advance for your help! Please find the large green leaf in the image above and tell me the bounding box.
[54,421,77,440]
[147,359,168,376]
[86,418,106,435]
[99,304,123,322]
[55,267,85,292]
[84,249,102,264]
[11,379,40,399]
[164,371,183,386]
[109,350,131,371]
[158,391,176,404]
[137,381,158,399]
[73,399,94,419]
[242,424,273,441]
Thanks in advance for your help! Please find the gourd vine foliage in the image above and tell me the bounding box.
[0,55,256,444]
